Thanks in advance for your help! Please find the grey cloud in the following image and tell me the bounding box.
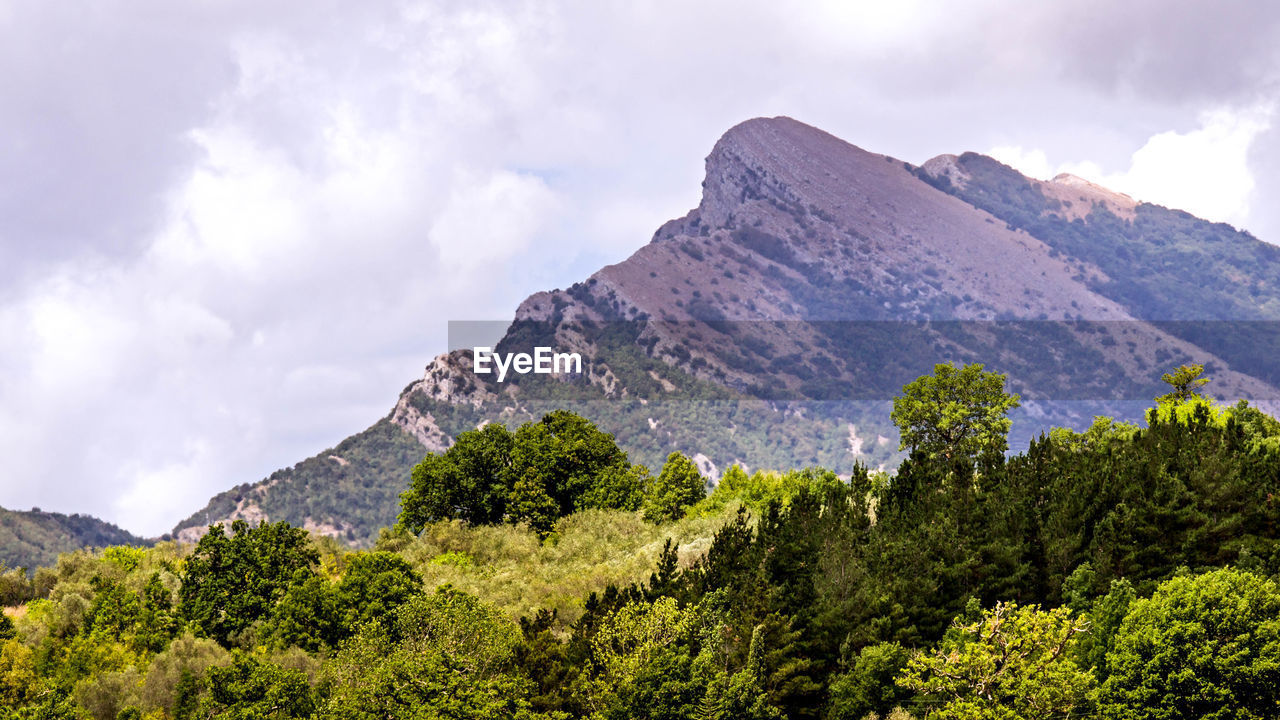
[2,1,1278,534]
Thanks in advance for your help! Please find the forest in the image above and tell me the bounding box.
[3,363,1280,719]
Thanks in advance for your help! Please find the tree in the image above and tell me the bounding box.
[399,423,516,533]
[901,601,1095,719]
[643,452,706,523]
[180,520,319,647]
[199,652,315,720]
[399,411,638,535]
[334,551,423,630]
[1156,363,1210,404]
[826,642,912,720]
[321,587,553,720]
[890,363,1021,461]
[1098,568,1280,719]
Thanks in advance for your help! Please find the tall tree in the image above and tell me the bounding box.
[1156,363,1210,404]
[180,520,319,647]
[890,363,1020,462]
[643,452,706,523]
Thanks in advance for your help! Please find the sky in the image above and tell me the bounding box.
[3,0,1280,536]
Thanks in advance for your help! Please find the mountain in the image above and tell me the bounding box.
[0,506,149,570]
[169,116,1280,547]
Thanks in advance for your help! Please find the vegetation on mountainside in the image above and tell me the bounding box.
[6,365,1280,718]
[918,152,1280,386]
[0,508,148,573]
[167,418,431,547]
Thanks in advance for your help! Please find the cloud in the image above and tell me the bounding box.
[2,1,1280,535]
[991,103,1273,227]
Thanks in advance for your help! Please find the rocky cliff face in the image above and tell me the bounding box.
[169,116,1280,547]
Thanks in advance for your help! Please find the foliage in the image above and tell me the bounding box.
[198,652,315,719]
[901,601,1095,719]
[400,411,643,536]
[642,453,707,523]
[180,520,319,647]
[8,395,1280,719]
[890,363,1020,461]
[1098,568,1280,719]
[321,587,553,720]
[825,643,911,720]
[1156,363,1211,404]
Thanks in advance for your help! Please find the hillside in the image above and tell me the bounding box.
[170,116,1280,547]
[0,506,148,570]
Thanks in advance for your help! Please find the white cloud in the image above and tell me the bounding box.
[991,104,1274,227]
[987,146,1055,181]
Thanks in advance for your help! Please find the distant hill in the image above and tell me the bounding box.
[170,116,1280,547]
[0,506,149,570]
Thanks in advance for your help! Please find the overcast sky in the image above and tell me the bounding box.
[3,0,1279,536]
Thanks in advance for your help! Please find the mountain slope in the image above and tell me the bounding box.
[0,506,149,570]
[169,116,1280,547]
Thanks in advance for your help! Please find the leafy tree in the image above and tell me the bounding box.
[579,464,648,513]
[1099,568,1280,719]
[901,601,1095,719]
[583,594,780,720]
[399,423,516,533]
[890,363,1020,461]
[399,411,638,535]
[1156,363,1210,404]
[510,410,632,519]
[0,638,38,707]
[264,551,422,652]
[180,520,319,647]
[137,632,231,718]
[334,551,422,629]
[1074,577,1133,683]
[643,452,706,523]
[322,587,551,720]
[82,573,178,655]
[198,652,315,720]
[510,468,562,537]
[262,573,340,653]
[826,642,912,720]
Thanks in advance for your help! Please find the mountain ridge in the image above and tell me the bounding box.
[0,505,149,570]
[145,115,1280,548]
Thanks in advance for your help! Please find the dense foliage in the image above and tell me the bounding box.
[5,373,1280,718]
[399,412,702,536]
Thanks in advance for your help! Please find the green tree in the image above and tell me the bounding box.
[826,642,912,720]
[579,463,649,513]
[901,601,1095,719]
[1156,363,1210,404]
[1098,568,1280,719]
[399,411,637,535]
[399,423,516,533]
[322,587,551,720]
[179,520,319,647]
[643,452,706,523]
[510,410,631,519]
[334,551,422,630]
[890,363,1021,461]
[198,652,315,720]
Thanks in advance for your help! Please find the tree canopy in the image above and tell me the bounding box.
[890,363,1020,461]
